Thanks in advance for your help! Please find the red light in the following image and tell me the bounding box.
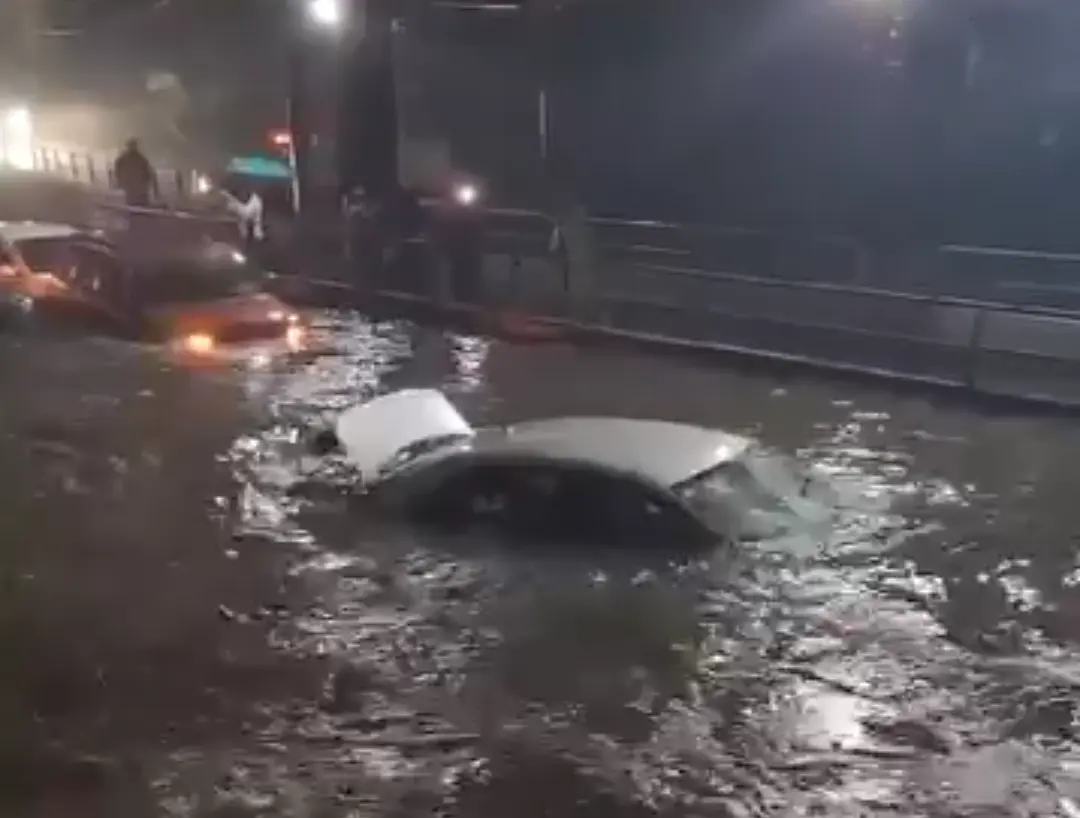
[269,129,291,148]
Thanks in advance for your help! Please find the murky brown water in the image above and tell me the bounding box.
[3,313,1080,817]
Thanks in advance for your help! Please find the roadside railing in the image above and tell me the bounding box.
[31,144,205,204]
[12,148,1080,409]
[347,227,1080,409]
[937,243,1080,311]
[24,142,1080,407]
[32,142,1080,308]
[482,209,1080,314]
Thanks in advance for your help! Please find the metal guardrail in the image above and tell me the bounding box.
[346,227,1080,410]
[31,144,204,203]
[937,243,1080,311]
[3,166,1078,409]
[484,209,1080,314]
[33,143,1080,310]
[27,145,1080,389]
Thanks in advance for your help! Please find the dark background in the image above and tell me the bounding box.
[8,0,1080,247]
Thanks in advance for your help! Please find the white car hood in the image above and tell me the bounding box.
[334,388,474,484]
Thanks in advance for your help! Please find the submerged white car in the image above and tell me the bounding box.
[314,389,832,549]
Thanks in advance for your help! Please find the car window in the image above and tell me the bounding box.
[410,461,709,548]
[554,468,709,547]
[69,245,128,308]
[0,241,17,275]
[677,448,828,541]
[14,237,74,275]
[407,462,526,533]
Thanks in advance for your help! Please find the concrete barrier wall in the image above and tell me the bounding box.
[979,309,1080,362]
[973,308,1080,406]
[453,230,1080,404]
[470,229,1080,405]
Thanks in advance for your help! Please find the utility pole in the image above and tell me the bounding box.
[289,0,399,218]
[527,0,556,197]
[337,0,398,201]
[289,0,350,221]
[528,0,594,311]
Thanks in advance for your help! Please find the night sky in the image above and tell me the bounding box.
[34,0,280,86]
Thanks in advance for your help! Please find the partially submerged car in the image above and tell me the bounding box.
[311,389,833,549]
[0,221,305,355]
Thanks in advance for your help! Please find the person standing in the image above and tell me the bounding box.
[113,138,158,207]
[221,180,266,254]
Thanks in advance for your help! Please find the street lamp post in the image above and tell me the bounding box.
[532,1,594,315]
[307,0,345,29]
[288,0,348,218]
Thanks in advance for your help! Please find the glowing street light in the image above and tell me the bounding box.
[306,0,344,29]
[1,105,34,170]
[453,182,479,206]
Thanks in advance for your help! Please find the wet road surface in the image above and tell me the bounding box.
[4,313,1080,817]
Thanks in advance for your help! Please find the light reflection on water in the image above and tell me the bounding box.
[5,312,1080,816]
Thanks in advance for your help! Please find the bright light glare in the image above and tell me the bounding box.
[453,183,478,206]
[194,174,212,194]
[4,147,33,171]
[307,0,343,28]
[1,106,34,170]
[286,324,305,351]
[182,333,215,354]
[4,107,30,131]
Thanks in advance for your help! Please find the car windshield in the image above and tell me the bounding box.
[13,237,70,274]
[375,433,472,480]
[676,447,832,541]
[408,460,714,550]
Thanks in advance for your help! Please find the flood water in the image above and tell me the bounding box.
[4,311,1080,817]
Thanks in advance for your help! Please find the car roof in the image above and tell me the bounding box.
[333,389,751,490]
[0,221,86,244]
[473,417,751,488]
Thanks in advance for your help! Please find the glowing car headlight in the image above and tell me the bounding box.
[452,183,479,206]
[181,332,215,354]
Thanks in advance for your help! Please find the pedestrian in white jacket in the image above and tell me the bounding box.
[222,185,265,249]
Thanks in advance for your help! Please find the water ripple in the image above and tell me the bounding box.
[5,312,1080,816]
